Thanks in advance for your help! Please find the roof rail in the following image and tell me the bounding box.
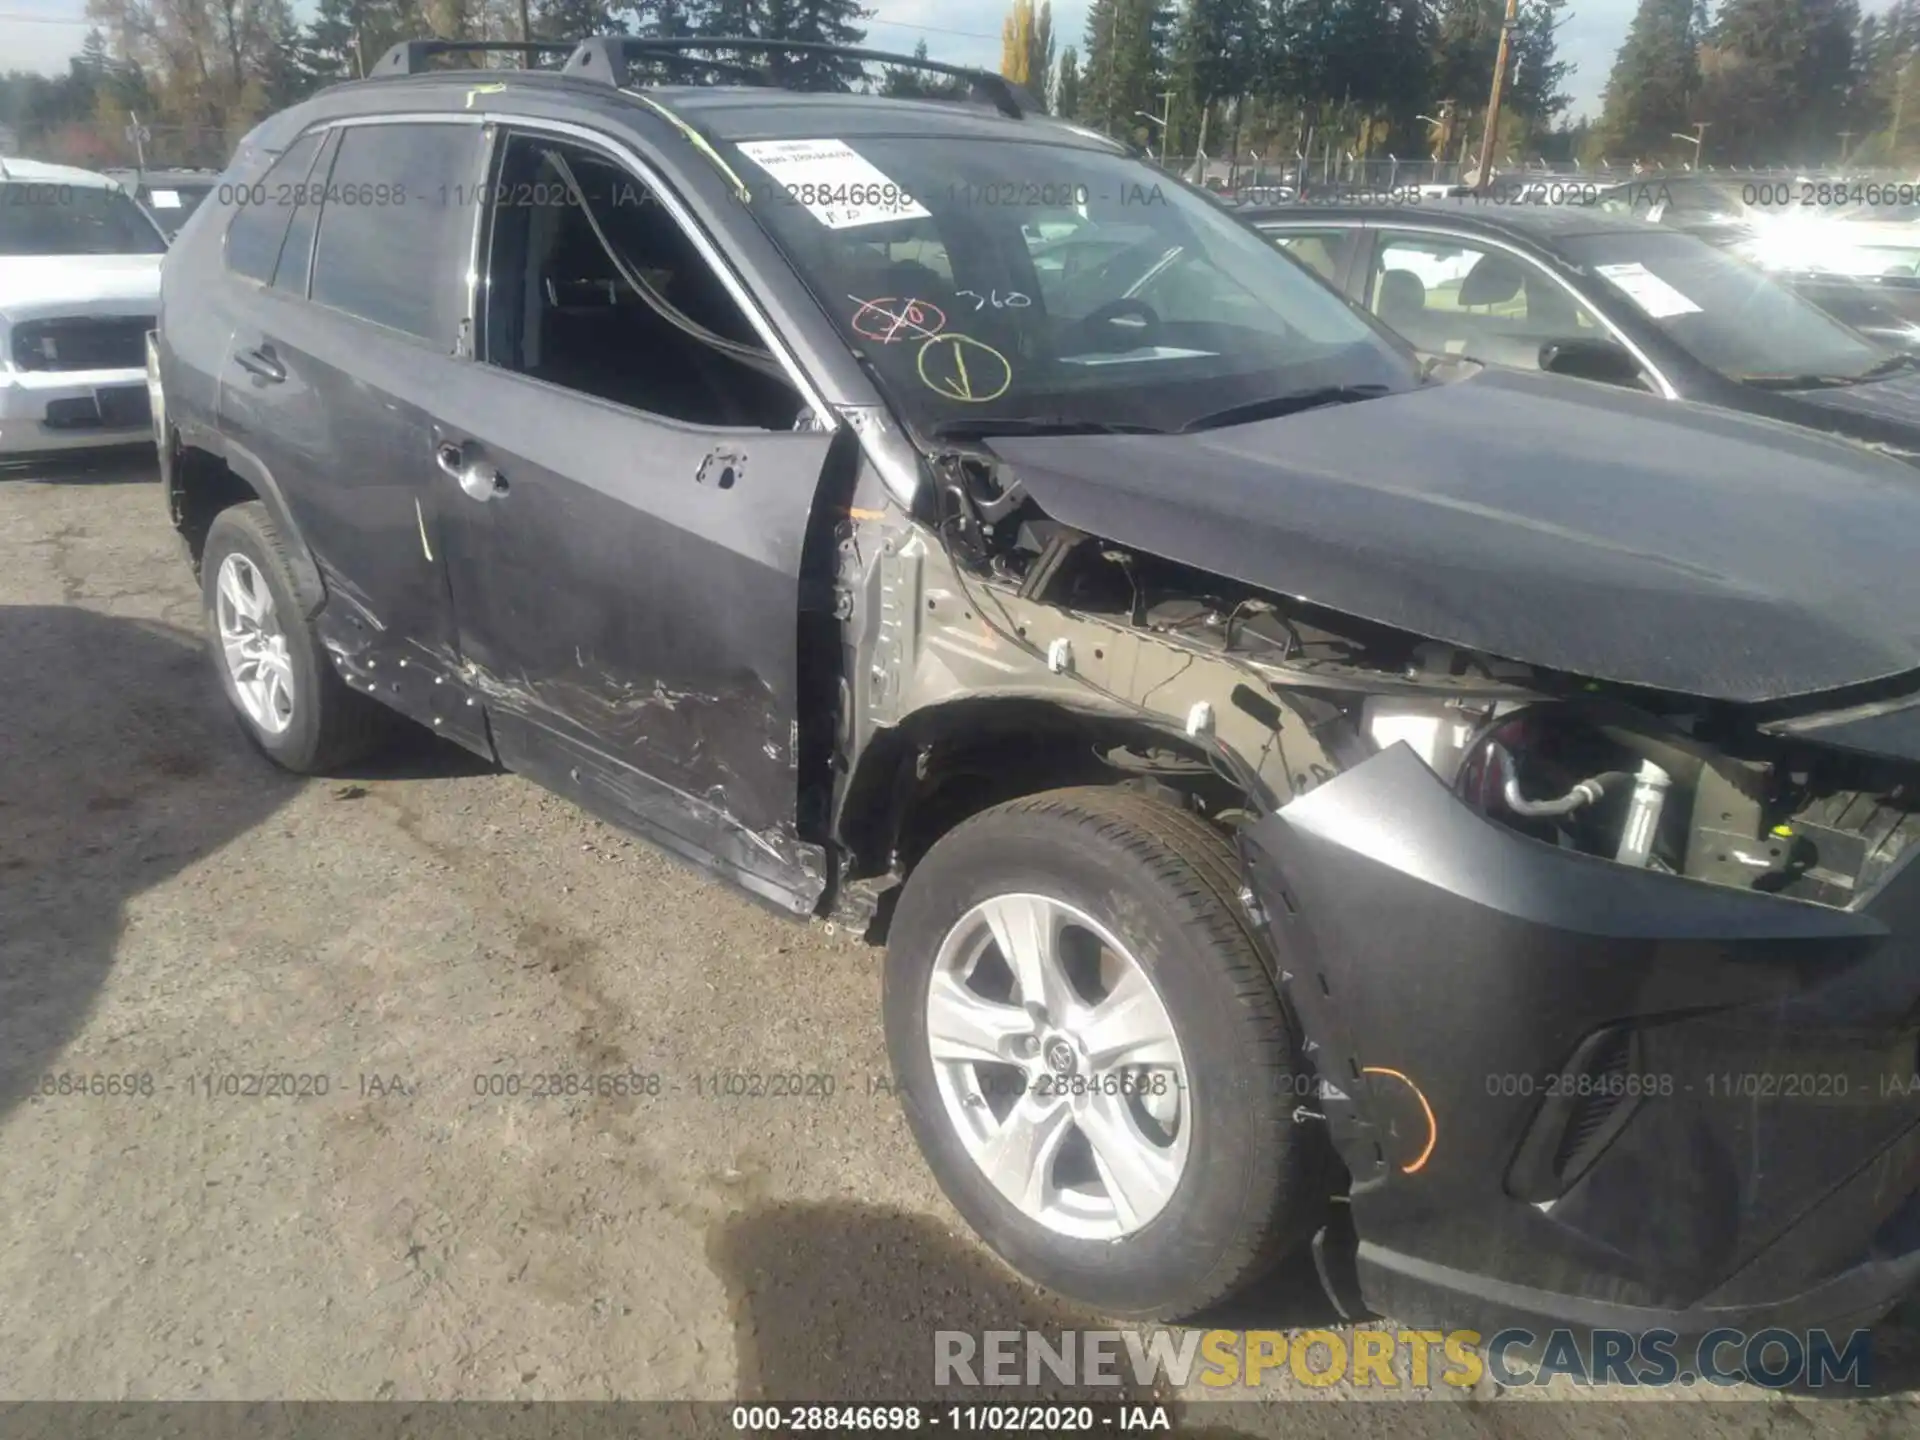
[372,39,576,76]
[563,36,1034,119]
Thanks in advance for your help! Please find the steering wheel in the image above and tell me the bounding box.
[1063,297,1162,355]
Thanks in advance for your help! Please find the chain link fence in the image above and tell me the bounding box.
[4,119,237,173]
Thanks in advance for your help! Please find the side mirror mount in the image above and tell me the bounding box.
[1540,336,1645,388]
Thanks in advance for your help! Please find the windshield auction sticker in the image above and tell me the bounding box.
[1593,261,1702,319]
[737,139,932,229]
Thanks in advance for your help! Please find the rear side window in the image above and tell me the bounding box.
[1269,230,1348,286]
[310,123,481,343]
[226,131,323,281]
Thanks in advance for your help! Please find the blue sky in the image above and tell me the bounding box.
[0,0,1899,125]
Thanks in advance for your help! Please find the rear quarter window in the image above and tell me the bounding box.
[225,131,323,282]
[308,122,482,344]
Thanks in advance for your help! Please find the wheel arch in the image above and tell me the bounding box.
[170,437,326,617]
[836,694,1261,890]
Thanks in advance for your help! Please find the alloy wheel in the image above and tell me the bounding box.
[925,893,1191,1239]
[215,552,295,735]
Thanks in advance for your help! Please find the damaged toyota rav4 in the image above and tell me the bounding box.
[154,36,1920,1336]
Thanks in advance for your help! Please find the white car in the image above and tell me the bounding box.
[0,157,168,457]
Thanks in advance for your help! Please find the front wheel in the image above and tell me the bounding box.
[883,786,1332,1319]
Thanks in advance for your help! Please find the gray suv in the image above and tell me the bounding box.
[153,35,1920,1340]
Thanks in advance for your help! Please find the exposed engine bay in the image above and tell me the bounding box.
[929,448,1920,910]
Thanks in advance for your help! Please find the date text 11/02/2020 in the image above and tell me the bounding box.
[731,1405,1174,1433]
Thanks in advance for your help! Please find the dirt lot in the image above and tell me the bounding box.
[0,454,1914,1432]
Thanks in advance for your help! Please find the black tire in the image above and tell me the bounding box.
[883,785,1332,1320]
[201,501,390,774]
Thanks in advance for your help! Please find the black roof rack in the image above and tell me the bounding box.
[564,36,1034,119]
[373,39,576,75]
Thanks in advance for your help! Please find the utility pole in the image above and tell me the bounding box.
[1474,0,1519,192]
[518,0,532,64]
[1839,130,1854,168]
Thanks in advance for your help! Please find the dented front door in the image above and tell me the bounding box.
[430,371,838,915]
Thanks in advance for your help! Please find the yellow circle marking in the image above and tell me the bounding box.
[917,333,1011,404]
[1361,1066,1437,1175]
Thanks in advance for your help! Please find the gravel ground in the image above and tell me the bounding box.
[0,452,1913,1435]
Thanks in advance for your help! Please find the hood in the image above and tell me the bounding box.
[986,366,1920,704]
[1781,366,1920,431]
[0,255,162,322]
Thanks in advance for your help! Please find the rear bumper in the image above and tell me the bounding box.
[0,364,154,455]
[1242,744,1920,1340]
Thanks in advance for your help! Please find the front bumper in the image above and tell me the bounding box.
[1242,743,1920,1339]
[0,364,154,456]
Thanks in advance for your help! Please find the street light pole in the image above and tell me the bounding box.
[1670,123,1708,169]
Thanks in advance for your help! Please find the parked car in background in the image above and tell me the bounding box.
[0,157,165,456]
[104,167,222,239]
[1730,202,1920,354]
[1593,174,1920,354]
[1246,199,1920,461]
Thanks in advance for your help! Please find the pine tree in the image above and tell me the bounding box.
[78,29,113,81]
[1028,1,1056,110]
[1592,0,1702,163]
[305,0,420,83]
[1055,44,1080,116]
[1699,0,1858,164]
[1104,0,1165,143]
[761,0,870,90]
[1081,0,1118,128]
[879,36,966,97]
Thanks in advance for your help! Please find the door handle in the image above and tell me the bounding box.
[233,345,285,383]
[435,438,508,501]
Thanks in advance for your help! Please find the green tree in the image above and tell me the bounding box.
[1698,0,1858,164]
[1027,1,1056,110]
[1080,0,1118,126]
[880,36,966,98]
[1173,0,1261,152]
[761,0,871,90]
[305,0,420,83]
[1054,42,1080,115]
[1592,0,1702,163]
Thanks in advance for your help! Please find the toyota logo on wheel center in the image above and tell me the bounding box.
[1044,1038,1077,1077]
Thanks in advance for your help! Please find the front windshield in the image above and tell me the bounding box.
[728,135,1418,434]
[1561,227,1885,382]
[0,182,167,256]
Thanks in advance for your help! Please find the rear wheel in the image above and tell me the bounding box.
[883,785,1332,1319]
[201,502,389,774]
